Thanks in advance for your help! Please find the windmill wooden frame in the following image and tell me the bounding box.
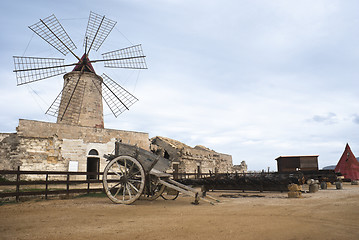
[13,11,147,124]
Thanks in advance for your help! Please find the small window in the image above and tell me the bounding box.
[164,150,170,159]
[88,149,99,156]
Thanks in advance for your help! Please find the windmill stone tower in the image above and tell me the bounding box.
[58,71,104,128]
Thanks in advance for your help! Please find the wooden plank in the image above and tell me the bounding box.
[0,188,103,198]
[0,180,103,186]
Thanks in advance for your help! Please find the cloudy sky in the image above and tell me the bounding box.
[0,0,358,170]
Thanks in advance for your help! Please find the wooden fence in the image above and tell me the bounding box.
[0,168,214,202]
[0,167,254,202]
[0,167,104,202]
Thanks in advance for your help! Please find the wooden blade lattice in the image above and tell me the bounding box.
[13,56,66,85]
[28,14,77,56]
[101,45,147,69]
[45,80,69,117]
[84,11,117,52]
[93,73,139,117]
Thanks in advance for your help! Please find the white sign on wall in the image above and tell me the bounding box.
[68,161,79,172]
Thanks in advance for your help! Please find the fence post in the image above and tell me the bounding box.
[45,173,49,200]
[16,166,20,202]
[87,177,90,194]
[66,173,70,197]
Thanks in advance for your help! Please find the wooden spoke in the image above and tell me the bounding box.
[124,159,127,175]
[128,179,142,183]
[115,161,124,175]
[109,168,122,178]
[113,185,123,198]
[126,184,132,199]
[122,185,126,201]
[128,162,135,175]
[127,170,141,180]
[128,181,139,193]
[109,182,121,191]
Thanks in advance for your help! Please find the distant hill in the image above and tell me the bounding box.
[322,158,359,170]
[322,165,336,170]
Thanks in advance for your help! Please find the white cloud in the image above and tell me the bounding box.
[353,115,359,125]
[1,0,358,171]
[311,113,338,125]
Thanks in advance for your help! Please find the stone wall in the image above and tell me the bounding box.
[0,133,21,171]
[17,119,150,149]
[1,120,243,180]
[150,136,235,174]
[0,119,150,180]
[233,161,248,173]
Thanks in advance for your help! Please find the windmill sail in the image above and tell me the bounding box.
[29,14,77,56]
[13,56,67,85]
[84,11,117,53]
[93,73,139,117]
[101,45,147,69]
[46,79,70,117]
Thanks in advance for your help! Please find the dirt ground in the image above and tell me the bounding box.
[1,183,359,240]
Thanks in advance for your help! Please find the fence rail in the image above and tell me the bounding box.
[0,167,104,202]
[0,169,221,202]
[1,167,267,202]
[173,171,269,180]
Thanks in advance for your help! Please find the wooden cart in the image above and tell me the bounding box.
[102,142,218,205]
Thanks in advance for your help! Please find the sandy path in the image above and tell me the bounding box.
[1,184,359,240]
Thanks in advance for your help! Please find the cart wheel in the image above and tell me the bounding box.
[103,156,145,204]
[161,187,179,200]
[143,175,166,200]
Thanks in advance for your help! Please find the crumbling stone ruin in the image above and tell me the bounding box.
[0,120,246,180]
[150,136,246,174]
[0,133,21,171]
[0,119,149,180]
[233,161,248,173]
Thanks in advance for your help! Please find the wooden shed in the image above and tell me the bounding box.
[275,155,319,173]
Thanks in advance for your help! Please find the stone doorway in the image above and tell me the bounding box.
[87,149,100,180]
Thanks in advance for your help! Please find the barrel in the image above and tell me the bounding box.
[309,183,319,193]
[335,182,343,189]
[320,182,327,190]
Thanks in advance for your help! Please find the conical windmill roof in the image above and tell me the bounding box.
[335,143,359,180]
[72,54,96,73]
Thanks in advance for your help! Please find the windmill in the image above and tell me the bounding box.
[13,12,147,128]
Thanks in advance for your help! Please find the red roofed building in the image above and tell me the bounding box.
[335,144,359,180]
